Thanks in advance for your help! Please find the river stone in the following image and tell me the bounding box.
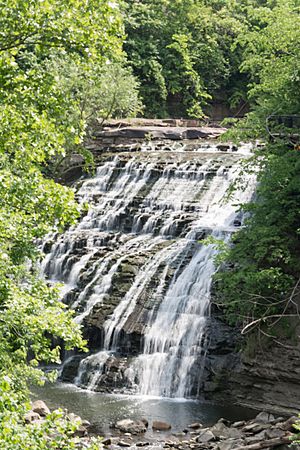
[254,412,275,423]
[196,430,215,443]
[210,422,242,439]
[152,421,172,431]
[265,427,286,439]
[31,400,50,417]
[115,419,147,434]
[244,430,268,444]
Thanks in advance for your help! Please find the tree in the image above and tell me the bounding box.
[229,0,300,138]
[212,0,300,339]
[123,0,247,117]
[0,0,127,447]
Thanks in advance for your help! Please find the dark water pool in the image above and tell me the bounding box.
[32,382,256,438]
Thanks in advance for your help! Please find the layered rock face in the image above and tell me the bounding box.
[205,334,300,416]
[42,143,255,398]
[41,140,300,414]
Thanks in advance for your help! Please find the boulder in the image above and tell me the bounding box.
[115,419,147,434]
[31,400,50,417]
[152,421,172,431]
[210,422,242,440]
[254,412,275,423]
[196,430,216,443]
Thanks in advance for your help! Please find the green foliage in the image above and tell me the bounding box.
[33,54,143,176]
[0,378,102,450]
[214,145,300,329]
[225,0,300,139]
[292,415,300,444]
[209,0,300,338]
[0,0,130,447]
[123,0,245,117]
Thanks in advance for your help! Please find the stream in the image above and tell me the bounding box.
[32,382,256,438]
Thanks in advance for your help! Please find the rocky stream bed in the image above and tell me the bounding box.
[27,399,299,450]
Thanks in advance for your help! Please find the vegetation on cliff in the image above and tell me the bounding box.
[212,0,300,337]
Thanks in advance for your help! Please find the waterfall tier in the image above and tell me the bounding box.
[42,146,256,398]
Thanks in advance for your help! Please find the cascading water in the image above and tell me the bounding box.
[41,143,256,397]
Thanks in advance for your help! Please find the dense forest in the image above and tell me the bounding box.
[0,0,299,447]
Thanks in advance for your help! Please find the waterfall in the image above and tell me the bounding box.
[41,144,256,397]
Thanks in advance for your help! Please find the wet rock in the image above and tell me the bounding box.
[233,219,241,227]
[152,421,172,431]
[31,400,50,417]
[196,430,215,443]
[60,355,83,382]
[115,419,147,434]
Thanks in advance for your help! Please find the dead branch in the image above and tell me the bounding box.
[234,434,293,450]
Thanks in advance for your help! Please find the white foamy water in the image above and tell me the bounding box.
[41,144,256,395]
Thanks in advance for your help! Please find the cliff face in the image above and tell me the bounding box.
[42,129,300,415]
[194,315,300,415]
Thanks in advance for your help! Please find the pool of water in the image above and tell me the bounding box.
[32,382,256,438]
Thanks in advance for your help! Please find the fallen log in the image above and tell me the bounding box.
[234,434,293,450]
